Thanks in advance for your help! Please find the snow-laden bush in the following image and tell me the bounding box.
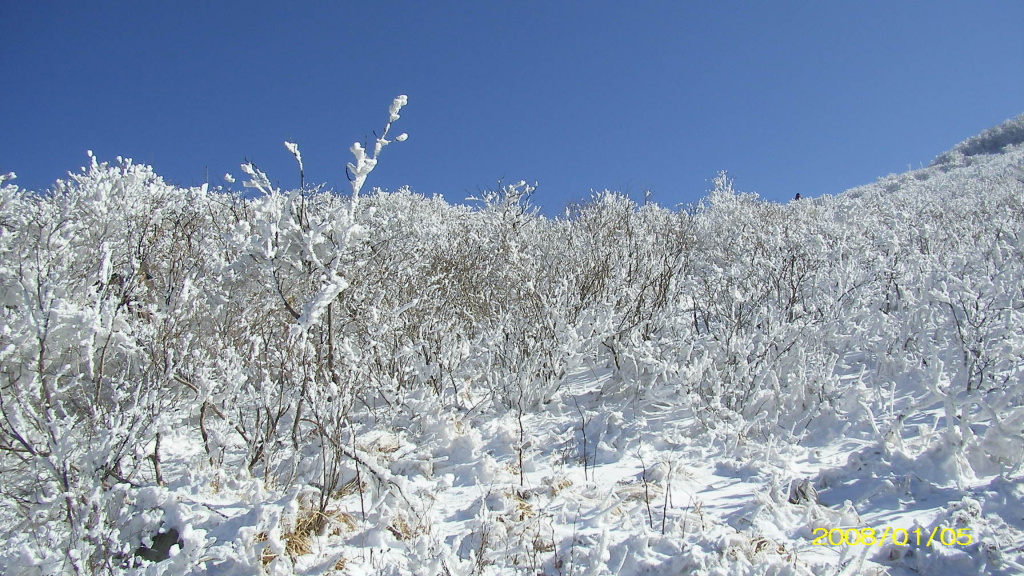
[0,155,223,572]
[1,97,1023,574]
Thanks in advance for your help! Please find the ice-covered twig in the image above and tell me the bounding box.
[346,95,408,207]
[293,272,348,334]
[240,162,276,196]
[284,141,304,189]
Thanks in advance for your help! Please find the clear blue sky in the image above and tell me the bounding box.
[3,2,1022,213]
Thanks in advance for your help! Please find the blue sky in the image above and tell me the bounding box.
[3,2,1022,213]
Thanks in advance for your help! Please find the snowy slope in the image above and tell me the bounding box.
[0,109,1022,576]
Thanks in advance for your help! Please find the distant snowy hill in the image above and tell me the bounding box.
[835,112,1024,216]
[932,112,1024,166]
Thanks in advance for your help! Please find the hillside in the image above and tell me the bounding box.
[1,105,1023,575]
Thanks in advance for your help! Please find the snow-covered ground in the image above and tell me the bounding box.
[1,107,1022,575]
[143,362,1024,576]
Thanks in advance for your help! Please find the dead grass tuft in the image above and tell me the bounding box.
[255,507,358,565]
[386,512,421,540]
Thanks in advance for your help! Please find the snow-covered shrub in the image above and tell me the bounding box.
[2,96,1022,574]
[560,190,694,398]
[0,155,219,571]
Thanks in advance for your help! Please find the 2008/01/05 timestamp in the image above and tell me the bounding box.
[811,527,972,547]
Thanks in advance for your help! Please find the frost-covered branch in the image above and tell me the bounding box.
[346,95,408,208]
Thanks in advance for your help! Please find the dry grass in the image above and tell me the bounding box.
[284,510,318,558]
[386,511,424,540]
[549,477,573,496]
[614,479,664,502]
[491,489,540,524]
[333,477,369,501]
[256,507,359,566]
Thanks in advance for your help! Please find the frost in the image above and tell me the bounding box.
[346,95,408,207]
[0,104,1022,576]
[284,140,303,180]
[389,94,407,122]
[294,272,348,333]
[240,161,276,195]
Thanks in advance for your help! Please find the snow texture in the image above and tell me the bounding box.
[0,103,1023,575]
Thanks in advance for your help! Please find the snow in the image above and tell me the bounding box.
[284,142,303,172]
[295,273,349,333]
[0,106,1023,575]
